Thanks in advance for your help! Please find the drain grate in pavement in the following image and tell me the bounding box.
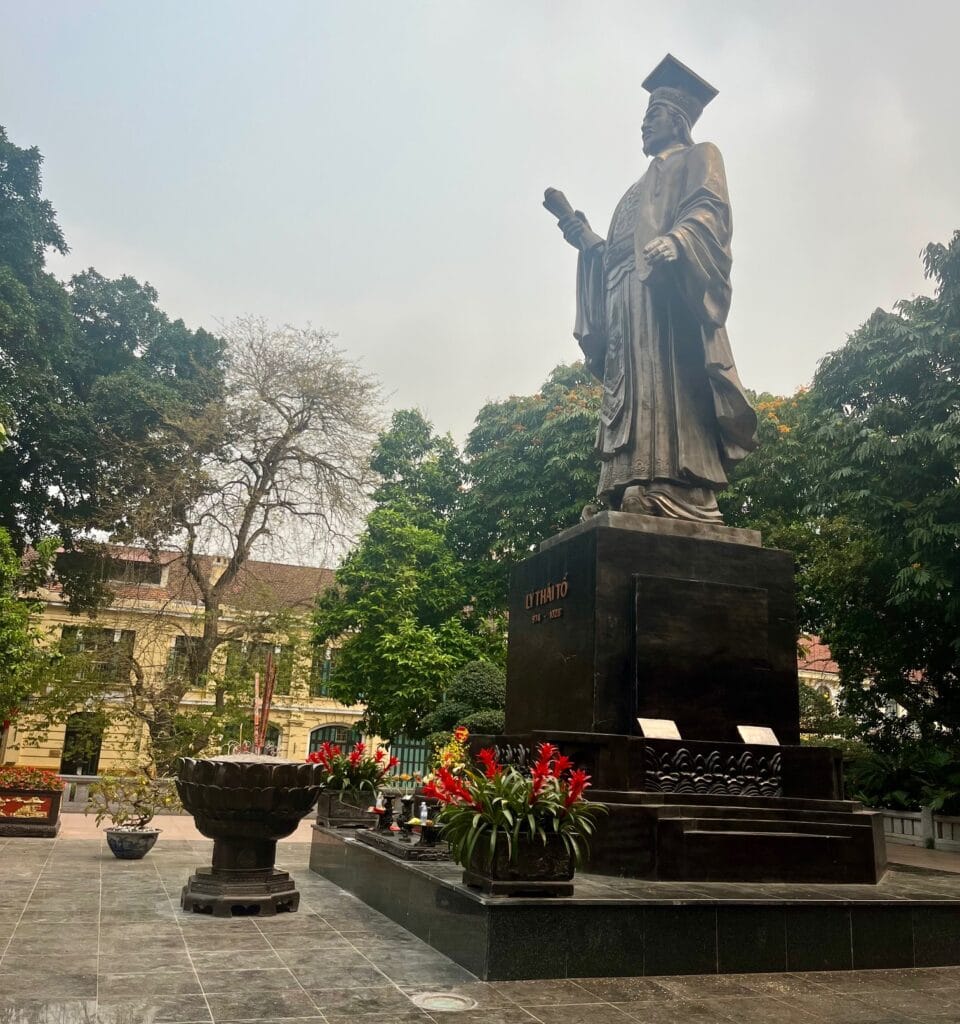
[409,992,478,1012]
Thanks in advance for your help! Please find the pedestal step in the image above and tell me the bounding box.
[588,794,886,883]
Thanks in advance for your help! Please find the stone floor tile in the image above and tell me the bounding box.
[0,966,97,999]
[196,967,298,993]
[783,993,917,1022]
[290,962,390,989]
[0,997,99,1023]
[654,975,756,999]
[523,1004,633,1024]
[97,969,203,998]
[188,948,284,971]
[205,988,319,1021]
[95,993,213,1023]
[570,977,672,1002]
[611,998,738,1023]
[493,981,598,1006]
[431,1011,539,1024]
[308,985,407,1015]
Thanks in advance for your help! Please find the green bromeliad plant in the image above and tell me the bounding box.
[423,741,604,869]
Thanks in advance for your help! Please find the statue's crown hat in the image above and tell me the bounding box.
[642,53,718,126]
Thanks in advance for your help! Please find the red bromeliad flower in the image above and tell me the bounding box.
[475,747,501,779]
[564,768,591,807]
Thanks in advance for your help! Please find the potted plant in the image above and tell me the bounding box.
[424,741,605,896]
[86,771,181,859]
[307,740,398,827]
[0,765,64,837]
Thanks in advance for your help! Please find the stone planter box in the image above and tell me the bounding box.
[316,791,377,828]
[462,832,575,896]
[0,787,63,837]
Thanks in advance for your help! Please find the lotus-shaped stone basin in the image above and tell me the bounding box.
[176,754,326,917]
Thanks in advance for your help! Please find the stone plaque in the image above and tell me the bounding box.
[737,725,780,746]
[637,717,681,739]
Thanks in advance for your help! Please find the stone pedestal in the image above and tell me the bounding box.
[493,514,886,885]
[507,512,799,743]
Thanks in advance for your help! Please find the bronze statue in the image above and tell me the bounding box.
[545,54,757,523]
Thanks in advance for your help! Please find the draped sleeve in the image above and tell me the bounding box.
[573,241,606,381]
[666,142,758,463]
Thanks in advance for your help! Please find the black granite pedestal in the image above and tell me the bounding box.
[495,514,886,885]
[310,827,960,980]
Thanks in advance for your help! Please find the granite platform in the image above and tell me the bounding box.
[310,826,960,982]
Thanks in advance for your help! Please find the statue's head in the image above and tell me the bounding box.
[641,101,692,156]
[641,54,717,156]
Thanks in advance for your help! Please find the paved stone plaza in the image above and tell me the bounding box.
[4,835,960,1023]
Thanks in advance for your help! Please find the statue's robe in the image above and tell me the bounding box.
[574,141,757,521]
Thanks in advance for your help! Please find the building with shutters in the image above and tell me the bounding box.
[0,546,427,776]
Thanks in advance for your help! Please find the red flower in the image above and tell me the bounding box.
[552,754,573,777]
[564,768,591,807]
[374,748,385,763]
[453,725,469,742]
[475,747,501,779]
[388,755,399,769]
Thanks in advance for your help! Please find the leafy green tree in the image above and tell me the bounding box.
[421,660,506,742]
[0,528,57,732]
[314,412,500,738]
[806,231,960,741]
[370,409,463,519]
[0,127,226,557]
[454,362,600,613]
[314,506,500,739]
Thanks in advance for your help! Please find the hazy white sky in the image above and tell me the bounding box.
[4,0,960,444]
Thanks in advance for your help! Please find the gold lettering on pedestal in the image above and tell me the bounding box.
[524,576,569,623]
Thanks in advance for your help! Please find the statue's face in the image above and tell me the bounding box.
[641,102,680,156]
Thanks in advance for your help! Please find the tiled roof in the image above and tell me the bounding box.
[798,635,839,676]
[51,545,334,614]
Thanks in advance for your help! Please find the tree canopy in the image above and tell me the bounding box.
[454,362,600,613]
[0,126,226,558]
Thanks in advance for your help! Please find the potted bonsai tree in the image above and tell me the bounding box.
[424,741,605,896]
[308,740,398,827]
[86,771,181,859]
[0,765,64,837]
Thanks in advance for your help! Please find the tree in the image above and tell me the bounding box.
[0,528,56,733]
[420,660,506,742]
[723,231,960,750]
[0,127,226,556]
[314,412,500,739]
[805,231,960,741]
[25,319,380,772]
[454,362,600,613]
[369,408,463,518]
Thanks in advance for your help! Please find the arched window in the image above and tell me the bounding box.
[309,724,361,754]
[59,712,105,776]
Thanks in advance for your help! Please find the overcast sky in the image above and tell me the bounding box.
[4,0,960,445]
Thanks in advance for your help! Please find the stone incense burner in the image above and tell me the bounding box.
[176,754,325,916]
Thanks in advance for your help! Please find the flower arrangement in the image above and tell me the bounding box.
[85,772,181,830]
[306,741,398,798]
[424,741,604,869]
[0,766,64,792]
[429,725,470,778]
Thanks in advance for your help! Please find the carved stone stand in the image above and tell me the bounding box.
[176,755,325,917]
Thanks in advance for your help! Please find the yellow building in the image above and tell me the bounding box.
[0,546,370,773]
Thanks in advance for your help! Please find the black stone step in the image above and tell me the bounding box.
[589,789,862,813]
[683,817,872,837]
